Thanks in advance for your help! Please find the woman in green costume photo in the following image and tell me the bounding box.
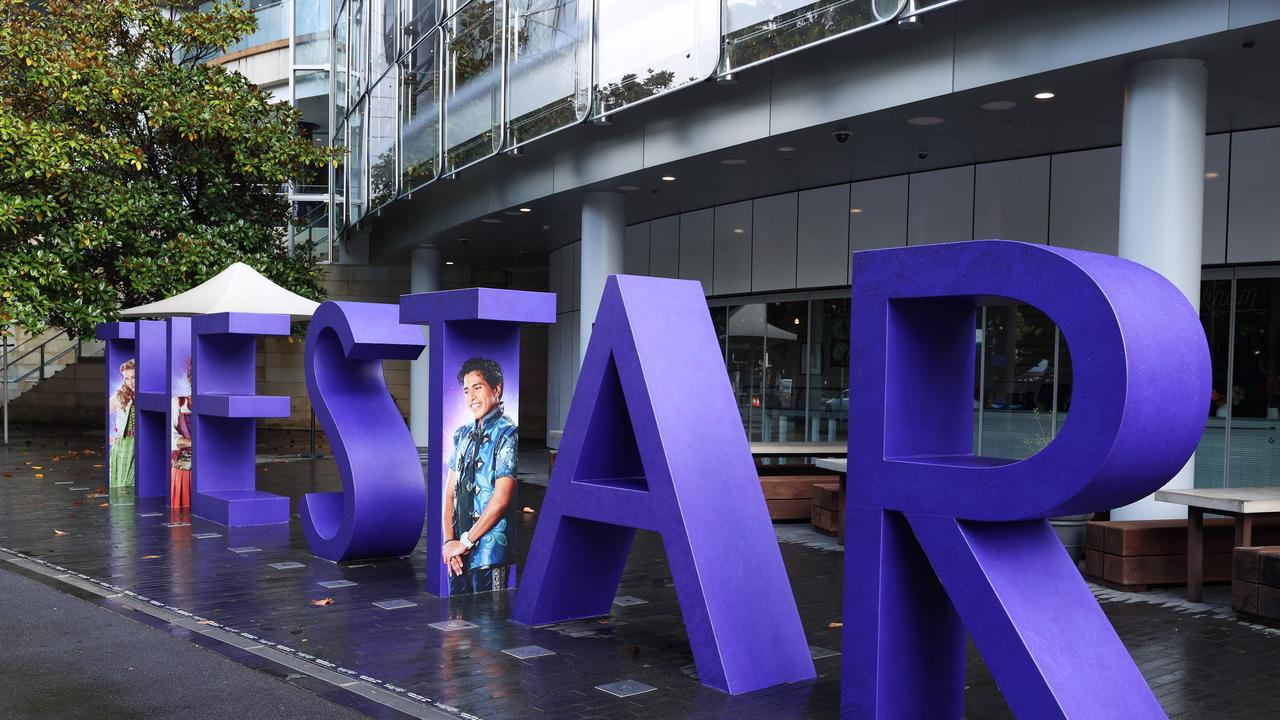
[108,358,137,491]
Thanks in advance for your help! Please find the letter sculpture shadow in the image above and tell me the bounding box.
[844,241,1210,719]
[512,275,815,695]
[302,301,426,562]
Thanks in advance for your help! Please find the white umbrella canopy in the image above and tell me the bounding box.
[119,262,319,322]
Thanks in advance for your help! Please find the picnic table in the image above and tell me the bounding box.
[1154,487,1280,602]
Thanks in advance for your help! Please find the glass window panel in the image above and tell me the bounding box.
[726,303,766,442]
[721,0,902,73]
[293,200,331,262]
[368,68,399,211]
[593,0,720,116]
[294,70,331,194]
[978,304,1059,460]
[347,99,366,225]
[335,3,349,121]
[370,0,399,84]
[443,0,503,173]
[350,0,368,104]
[295,0,332,64]
[1227,276,1280,487]
[505,0,591,147]
[226,0,286,55]
[761,301,809,444]
[404,0,441,46]
[710,306,728,360]
[1195,278,1232,488]
[808,298,850,444]
[401,31,442,191]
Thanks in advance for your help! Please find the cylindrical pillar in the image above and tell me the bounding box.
[1112,58,1208,520]
[410,245,440,450]
[579,192,626,365]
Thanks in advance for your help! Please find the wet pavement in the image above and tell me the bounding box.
[1,429,1279,719]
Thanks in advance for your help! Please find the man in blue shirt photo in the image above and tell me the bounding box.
[441,357,518,594]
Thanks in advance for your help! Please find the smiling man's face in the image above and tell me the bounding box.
[462,370,500,420]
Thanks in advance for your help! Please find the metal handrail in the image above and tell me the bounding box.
[3,328,71,374]
[11,339,97,386]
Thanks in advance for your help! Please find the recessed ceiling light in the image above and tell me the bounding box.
[661,176,676,182]
[481,218,502,224]
[850,208,863,214]
[733,228,744,234]
[519,207,532,213]
[542,224,550,230]
[503,210,522,216]
[1034,91,1055,100]
[458,238,471,245]
[907,116,945,126]
[618,185,640,191]
[777,146,795,152]
[720,158,747,165]
[445,260,455,265]
[1205,171,1220,179]
[982,100,1017,111]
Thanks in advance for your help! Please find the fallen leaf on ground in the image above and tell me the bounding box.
[828,622,843,629]
[72,500,82,507]
[34,474,44,478]
[53,529,67,536]
[32,466,42,470]
[92,464,103,469]
[196,620,217,625]
[311,597,334,606]
[142,555,161,559]
[522,506,536,514]
[99,502,110,508]
[2,473,12,478]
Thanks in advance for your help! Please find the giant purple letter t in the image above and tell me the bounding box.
[844,241,1210,718]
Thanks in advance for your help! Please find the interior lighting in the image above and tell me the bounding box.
[777,146,795,152]
[618,185,640,191]
[661,176,676,182]
[850,208,863,214]
[519,207,533,213]
[720,158,747,165]
[982,100,1017,111]
[1205,171,1220,179]
[445,261,455,265]
[481,218,502,224]
[793,318,800,325]
[1034,91,1055,100]
[733,228,745,234]
[907,116,945,126]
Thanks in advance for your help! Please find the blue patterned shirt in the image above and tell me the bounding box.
[448,408,518,569]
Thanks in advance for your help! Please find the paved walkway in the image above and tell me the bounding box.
[2,429,1280,719]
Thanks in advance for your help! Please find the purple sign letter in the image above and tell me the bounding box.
[302,301,426,562]
[512,275,815,695]
[134,319,170,498]
[844,241,1209,718]
[191,312,292,526]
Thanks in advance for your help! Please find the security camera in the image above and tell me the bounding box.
[916,150,930,160]
[832,130,851,144]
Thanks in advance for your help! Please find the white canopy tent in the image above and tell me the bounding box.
[120,262,319,321]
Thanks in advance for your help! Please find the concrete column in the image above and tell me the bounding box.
[579,192,625,365]
[1112,58,1208,520]
[410,245,440,450]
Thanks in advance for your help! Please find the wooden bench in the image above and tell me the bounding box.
[1232,546,1280,622]
[1085,518,1280,591]
[810,482,841,535]
[759,471,840,520]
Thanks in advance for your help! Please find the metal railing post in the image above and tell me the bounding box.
[39,344,45,381]
[3,330,9,444]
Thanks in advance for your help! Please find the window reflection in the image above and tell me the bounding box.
[726,304,766,442]
[370,0,399,82]
[505,0,590,146]
[401,32,442,191]
[350,0,368,104]
[403,0,440,46]
[335,3,349,122]
[977,303,1062,460]
[593,0,720,115]
[1195,278,1232,487]
[293,70,331,194]
[368,69,399,210]
[721,0,901,73]
[1228,276,1280,487]
[762,301,808,443]
[347,100,366,224]
[444,0,503,172]
[295,0,332,64]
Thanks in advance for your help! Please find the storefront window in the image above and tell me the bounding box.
[1195,277,1232,487]
[725,303,766,442]
[1227,275,1280,487]
[977,303,1060,460]
[808,298,850,443]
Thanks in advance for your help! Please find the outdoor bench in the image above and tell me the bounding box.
[1086,518,1280,591]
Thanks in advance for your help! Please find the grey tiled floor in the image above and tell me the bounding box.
[1,430,1279,719]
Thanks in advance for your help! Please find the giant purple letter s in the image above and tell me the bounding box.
[844,241,1210,719]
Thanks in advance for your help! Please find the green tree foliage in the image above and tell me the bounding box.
[0,0,337,338]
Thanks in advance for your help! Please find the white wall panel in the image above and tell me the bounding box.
[752,193,799,292]
[624,222,651,275]
[679,208,714,294]
[1227,127,1280,264]
[1202,134,1229,264]
[907,166,975,247]
[714,201,752,295]
[1049,147,1121,255]
[649,216,680,278]
[797,184,851,288]
[974,156,1050,244]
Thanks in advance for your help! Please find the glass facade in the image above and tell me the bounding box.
[328,0,959,242]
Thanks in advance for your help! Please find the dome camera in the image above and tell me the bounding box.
[916,150,930,160]
[832,130,852,144]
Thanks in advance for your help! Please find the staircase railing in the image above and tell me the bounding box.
[2,329,105,444]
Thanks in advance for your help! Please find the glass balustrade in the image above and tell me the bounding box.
[443,0,504,173]
[401,30,443,192]
[505,0,591,147]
